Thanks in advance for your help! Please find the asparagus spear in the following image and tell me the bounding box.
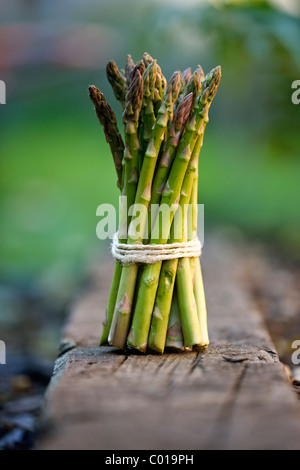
[143,52,154,67]
[89,86,124,190]
[99,261,123,346]
[134,60,146,77]
[121,68,144,232]
[106,60,127,109]
[190,143,209,348]
[96,56,221,354]
[148,134,203,353]
[99,69,143,347]
[188,176,197,276]
[175,136,203,348]
[125,54,135,85]
[146,91,201,353]
[127,66,221,353]
[154,64,167,116]
[108,72,182,349]
[182,67,192,85]
[139,60,158,164]
[127,71,182,246]
[185,66,204,100]
[148,93,194,237]
[165,289,184,351]
[176,66,221,349]
[193,257,209,347]
[89,85,125,346]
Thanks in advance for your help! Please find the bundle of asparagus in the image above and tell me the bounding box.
[89,53,221,354]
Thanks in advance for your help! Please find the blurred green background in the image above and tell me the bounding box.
[0,0,300,360]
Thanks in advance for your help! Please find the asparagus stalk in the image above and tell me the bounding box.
[139,60,158,164]
[188,177,197,276]
[175,135,203,348]
[165,289,184,351]
[121,68,144,231]
[88,85,126,346]
[147,92,204,353]
[193,257,209,347]
[106,60,127,109]
[95,55,221,354]
[177,66,221,349]
[99,261,123,345]
[101,69,143,348]
[191,147,209,348]
[127,66,221,353]
[179,65,204,106]
[89,86,124,190]
[148,134,203,353]
[128,70,182,244]
[148,93,194,237]
[190,177,209,350]
[108,72,182,349]
[186,67,203,98]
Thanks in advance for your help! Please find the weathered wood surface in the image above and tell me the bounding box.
[39,237,300,450]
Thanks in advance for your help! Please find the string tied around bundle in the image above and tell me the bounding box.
[111,233,202,265]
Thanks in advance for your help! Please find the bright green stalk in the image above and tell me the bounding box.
[99,261,123,345]
[191,147,209,348]
[148,93,193,238]
[106,60,127,109]
[121,69,144,230]
[88,85,125,346]
[188,178,197,277]
[139,60,158,165]
[148,135,202,353]
[173,142,201,348]
[128,70,182,246]
[177,66,221,348]
[190,178,198,243]
[126,130,194,352]
[127,66,221,353]
[194,257,209,347]
[108,72,182,349]
[89,86,124,190]
[103,69,143,349]
[177,64,221,348]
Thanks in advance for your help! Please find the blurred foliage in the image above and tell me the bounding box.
[0,0,299,300]
[140,0,300,150]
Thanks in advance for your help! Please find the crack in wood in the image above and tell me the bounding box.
[112,354,128,373]
[206,362,248,448]
[189,350,207,374]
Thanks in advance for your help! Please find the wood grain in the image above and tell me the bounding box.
[39,237,300,450]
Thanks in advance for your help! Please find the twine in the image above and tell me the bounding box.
[111,233,202,265]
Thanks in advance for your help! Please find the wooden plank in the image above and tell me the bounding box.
[39,238,300,450]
